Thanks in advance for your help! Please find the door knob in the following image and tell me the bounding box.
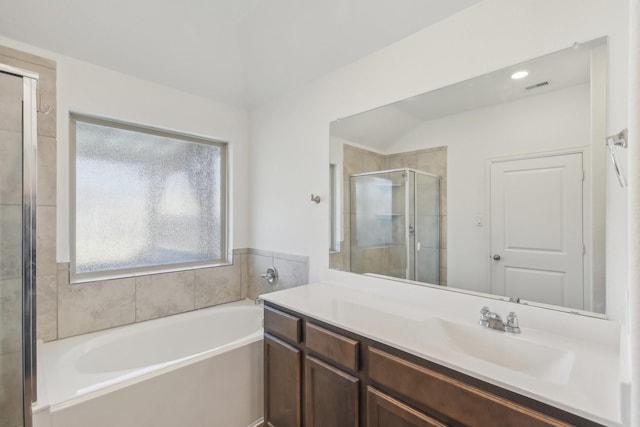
[492,254,501,260]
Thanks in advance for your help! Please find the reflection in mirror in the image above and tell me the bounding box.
[350,169,441,283]
[329,38,607,315]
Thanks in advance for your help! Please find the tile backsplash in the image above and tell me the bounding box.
[58,275,136,338]
[247,249,309,300]
[40,248,309,341]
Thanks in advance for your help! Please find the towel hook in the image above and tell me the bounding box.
[37,89,51,115]
[606,128,628,148]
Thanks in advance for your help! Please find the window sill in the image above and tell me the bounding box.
[69,260,233,285]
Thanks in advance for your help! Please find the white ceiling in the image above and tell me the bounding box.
[0,0,480,107]
[331,38,599,151]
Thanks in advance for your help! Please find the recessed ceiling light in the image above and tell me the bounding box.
[511,70,529,80]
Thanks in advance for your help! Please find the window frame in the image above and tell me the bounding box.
[69,113,230,284]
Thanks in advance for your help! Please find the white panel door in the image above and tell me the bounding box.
[490,153,584,309]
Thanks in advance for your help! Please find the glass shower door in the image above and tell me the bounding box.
[0,70,25,427]
[415,172,440,284]
[350,171,407,279]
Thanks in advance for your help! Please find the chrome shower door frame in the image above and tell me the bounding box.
[0,62,39,427]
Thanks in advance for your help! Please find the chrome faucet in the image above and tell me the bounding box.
[260,267,279,285]
[479,306,521,334]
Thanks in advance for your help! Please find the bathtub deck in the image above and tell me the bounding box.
[35,299,262,416]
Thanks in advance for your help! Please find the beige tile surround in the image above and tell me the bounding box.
[46,249,309,340]
[247,249,309,300]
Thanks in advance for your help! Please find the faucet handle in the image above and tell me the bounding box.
[479,306,490,326]
[260,267,279,285]
[505,312,521,334]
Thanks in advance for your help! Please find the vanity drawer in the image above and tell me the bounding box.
[264,306,302,344]
[367,386,447,427]
[305,322,360,372]
[368,347,571,427]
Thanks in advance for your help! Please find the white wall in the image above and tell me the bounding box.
[0,35,251,261]
[248,0,629,323]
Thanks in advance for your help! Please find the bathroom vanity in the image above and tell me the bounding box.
[261,281,624,427]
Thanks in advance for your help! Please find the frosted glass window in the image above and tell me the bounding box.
[71,115,227,279]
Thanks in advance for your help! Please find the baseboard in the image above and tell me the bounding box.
[247,417,264,427]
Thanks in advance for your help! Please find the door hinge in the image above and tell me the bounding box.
[583,245,586,256]
[582,170,585,181]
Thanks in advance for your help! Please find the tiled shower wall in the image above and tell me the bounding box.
[330,145,386,273]
[330,144,447,285]
[0,45,57,426]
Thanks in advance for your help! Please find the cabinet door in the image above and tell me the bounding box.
[264,334,302,427]
[367,387,447,427]
[305,355,360,427]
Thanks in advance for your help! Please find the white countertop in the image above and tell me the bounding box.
[261,280,626,426]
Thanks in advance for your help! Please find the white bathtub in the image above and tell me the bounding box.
[33,299,264,427]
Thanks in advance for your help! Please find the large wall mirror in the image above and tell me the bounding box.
[329,37,608,315]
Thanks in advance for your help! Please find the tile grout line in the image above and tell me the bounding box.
[134,276,138,323]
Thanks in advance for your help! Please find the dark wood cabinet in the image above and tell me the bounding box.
[367,387,447,427]
[368,347,571,427]
[305,322,360,372]
[263,303,602,427]
[264,334,302,427]
[305,355,360,427]
[264,306,302,344]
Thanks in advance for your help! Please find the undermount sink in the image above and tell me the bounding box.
[422,318,575,385]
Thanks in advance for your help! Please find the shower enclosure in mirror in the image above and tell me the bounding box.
[351,169,440,284]
[329,37,608,315]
